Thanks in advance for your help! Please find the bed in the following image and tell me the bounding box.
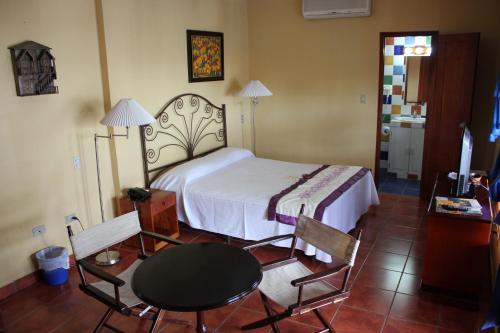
[140,94,379,262]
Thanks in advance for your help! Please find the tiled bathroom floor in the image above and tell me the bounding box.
[379,168,420,196]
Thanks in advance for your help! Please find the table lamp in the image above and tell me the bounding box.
[239,80,272,154]
[94,98,155,265]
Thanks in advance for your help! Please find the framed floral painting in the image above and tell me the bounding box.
[186,30,224,83]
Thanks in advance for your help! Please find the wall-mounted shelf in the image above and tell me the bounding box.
[8,41,58,97]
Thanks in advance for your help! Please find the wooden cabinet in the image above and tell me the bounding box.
[422,173,492,296]
[119,189,180,252]
[388,126,424,179]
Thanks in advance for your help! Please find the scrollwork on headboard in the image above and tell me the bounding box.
[140,93,227,187]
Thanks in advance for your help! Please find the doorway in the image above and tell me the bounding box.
[377,33,436,196]
[375,32,480,199]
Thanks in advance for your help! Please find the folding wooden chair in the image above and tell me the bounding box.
[241,213,362,333]
[66,211,185,333]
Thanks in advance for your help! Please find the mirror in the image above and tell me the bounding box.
[405,56,422,104]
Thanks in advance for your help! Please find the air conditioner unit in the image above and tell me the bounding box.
[303,0,372,19]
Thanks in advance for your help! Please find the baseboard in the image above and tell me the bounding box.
[0,270,41,301]
[0,254,76,301]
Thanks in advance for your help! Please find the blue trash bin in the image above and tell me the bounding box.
[43,268,69,286]
[35,246,69,286]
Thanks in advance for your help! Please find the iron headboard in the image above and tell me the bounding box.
[140,93,227,187]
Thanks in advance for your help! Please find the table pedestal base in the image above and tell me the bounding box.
[197,311,208,333]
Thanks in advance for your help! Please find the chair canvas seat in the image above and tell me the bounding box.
[92,259,143,308]
[259,261,337,309]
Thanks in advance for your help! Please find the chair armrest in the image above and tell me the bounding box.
[291,264,349,287]
[80,260,125,287]
[140,230,184,245]
[82,285,129,312]
[242,234,295,251]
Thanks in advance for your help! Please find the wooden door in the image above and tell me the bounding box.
[420,33,479,199]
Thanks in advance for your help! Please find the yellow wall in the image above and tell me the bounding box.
[247,0,500,170]
[101,0,250,192]
[0,0,249,288]
[0,0,110,287]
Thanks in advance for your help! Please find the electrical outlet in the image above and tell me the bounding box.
[32,225,46,237]
[240,114,244,123]
[65,213,76,225]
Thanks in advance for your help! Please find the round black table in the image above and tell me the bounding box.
[132,243,262,332]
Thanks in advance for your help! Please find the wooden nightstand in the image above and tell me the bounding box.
[119,189,180,252]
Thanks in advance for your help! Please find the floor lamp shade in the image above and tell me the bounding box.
[239,80,272,98]
[101,98,155,127]
[239,80,272,155]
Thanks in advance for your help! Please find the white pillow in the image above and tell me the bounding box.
[151,147,254,192]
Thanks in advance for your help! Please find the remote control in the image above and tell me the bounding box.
[441,204,468,212]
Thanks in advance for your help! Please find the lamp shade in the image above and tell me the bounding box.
[100,98,155,127]
[239,80,272,98]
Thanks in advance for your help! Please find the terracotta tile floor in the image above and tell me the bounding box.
[0,193,490,332]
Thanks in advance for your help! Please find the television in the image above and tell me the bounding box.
[454,125,473,197]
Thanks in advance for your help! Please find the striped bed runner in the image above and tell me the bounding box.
[267,165,370,225]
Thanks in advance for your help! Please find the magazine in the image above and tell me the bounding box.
[435,196,482,215]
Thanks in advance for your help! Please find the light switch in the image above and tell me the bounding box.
[73,156,81,170]
[360,94,367,104]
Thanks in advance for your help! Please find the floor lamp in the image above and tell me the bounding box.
[94,98,155,266]
[239,80,272,155]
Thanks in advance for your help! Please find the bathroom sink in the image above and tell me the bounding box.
[391,116,426,124]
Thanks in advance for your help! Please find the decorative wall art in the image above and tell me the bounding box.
[186,30,224,83]
[8,41,58,96]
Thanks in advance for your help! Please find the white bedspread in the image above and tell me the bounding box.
[152,152,379,262]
